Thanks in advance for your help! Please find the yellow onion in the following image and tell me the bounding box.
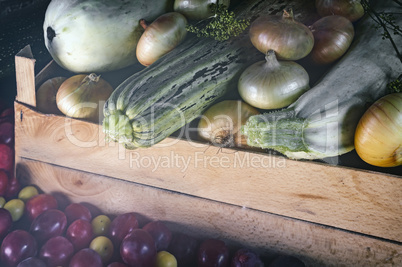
[198,100,260,147]
[136,12,187,66]
[309,15,355,65]
[36,77,66,115]
[56,73,114,123]
[315,0,364,22]
[354,93,402,167]
[238,50,310,110]
[249,8,314,61]
[173,0,230,20]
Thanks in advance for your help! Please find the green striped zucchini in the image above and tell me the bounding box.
[103,34,259,148]
[102,0,319,149]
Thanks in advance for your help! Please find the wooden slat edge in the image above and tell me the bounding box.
[16,159,402,267]
[15,45,36,107]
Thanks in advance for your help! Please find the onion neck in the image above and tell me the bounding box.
[282,8,294,21]
[81,73,100,89]
[265,50,281,69]
[140,19,148,30]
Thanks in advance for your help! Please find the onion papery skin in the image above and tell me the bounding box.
[136,12,188,67]
[238,50,310,110]
[56,74,114,123]
[354,93,402,167]
[173,0,230,20]
[309,15,355,65]
[315,0,364,22]
[249,9,314,61]
[36,77,67,115]
[197,100,259,147]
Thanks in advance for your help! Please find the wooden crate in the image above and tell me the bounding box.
[14,47,402,267]
[13,4,402,266]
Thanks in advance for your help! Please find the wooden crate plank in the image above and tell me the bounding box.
[15,45,36,107]
[14,102,402,242]
[15,158,402,267]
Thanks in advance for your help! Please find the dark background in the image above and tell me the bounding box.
[0,0,400,176]
[0,0,52,106]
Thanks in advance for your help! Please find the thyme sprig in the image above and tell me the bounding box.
[387,74,402,93]
[361,0,402,91]
[361,0,402,63]
[186,4,250,41]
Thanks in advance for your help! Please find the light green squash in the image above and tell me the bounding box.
[43,0,173,73]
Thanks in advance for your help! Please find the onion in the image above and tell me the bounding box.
[309,15,355,65]
[36,77,67,115]
[56,73,114,123]
[136,12,187,67]
[249,8,314,61]
[315,0,364,22]
[173,0,230,20]
[354,93,402,167]
[197,100,259,147]
[238,50,310,110]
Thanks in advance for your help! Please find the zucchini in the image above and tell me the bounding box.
[103,0,319,148]
[103,32,260,148]
[242,0,402,160]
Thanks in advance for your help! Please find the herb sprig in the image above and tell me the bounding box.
[387,74,402,93]
[186,4,250,41]
[361,0,402,63]
[361,0,402,91]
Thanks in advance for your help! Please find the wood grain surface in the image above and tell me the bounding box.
[14,101,402,243]
[16,158,402,267]
[15,46,36,107]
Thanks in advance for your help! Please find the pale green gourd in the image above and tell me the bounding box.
[43,0,173,73]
